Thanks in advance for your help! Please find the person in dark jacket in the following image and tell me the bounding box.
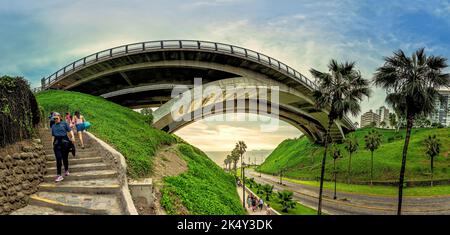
[51,112,75,182]
[48,112,55,128]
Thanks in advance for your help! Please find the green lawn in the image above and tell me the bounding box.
[258,127,450,182]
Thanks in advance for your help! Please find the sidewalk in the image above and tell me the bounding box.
[236,185,268,215]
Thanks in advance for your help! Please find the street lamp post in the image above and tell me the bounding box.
[242,162,246,208]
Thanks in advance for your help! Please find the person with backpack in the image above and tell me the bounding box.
[48,112,55,128]
[51,112,75,182]
[72,111,86,149]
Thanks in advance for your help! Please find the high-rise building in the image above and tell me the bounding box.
[360,110,381,128]
[430,89,450,127]
[376,106,390,128]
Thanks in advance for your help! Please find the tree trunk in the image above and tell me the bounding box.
[348,153,352,184]
[333,158,337,200]
[371,151,374,186]
[431,156,434,187]
[397,115,414,215]
[317,119,334,215]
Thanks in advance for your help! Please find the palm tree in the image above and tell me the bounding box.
[236,141,247,178]
[364,129,382,186]
[262,184,274,201]
[374,48,450,214]
[224,156,230,171]
[231,148,240,175]
[424,135,441,187]
[276,190,296,213]
[389,113,397,131]
[236,141,248,208]
[310,60,371,214]
[226,154,233,172]
[330,144,342,200]
[380,121,386,129]
[344,134,359,184]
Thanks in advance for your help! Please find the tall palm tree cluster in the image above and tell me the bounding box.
[311,48,449,215]
[223,142,245,174]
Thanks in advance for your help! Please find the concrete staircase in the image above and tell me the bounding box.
[12,129,125,215]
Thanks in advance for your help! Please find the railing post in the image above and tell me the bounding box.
[257,53,260,61]
[41,77,46,89]
[278,61,281,69]
[179,40,182,48]
[96,53,99,61]
[110,49,113,57]
[197,41,201,49]
[142,42,145,51]
[72,63,75,70]
[230,45,234,54]
[83,57,86,65]
[244,49,248,57]
[268,57,271,65]
[214,43,218,51]
[125,45,128,53]
[160,41,164,49]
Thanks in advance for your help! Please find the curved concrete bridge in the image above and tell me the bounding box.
[35,40,355,143]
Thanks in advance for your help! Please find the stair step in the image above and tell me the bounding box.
[45,151,99,161]
[44,170,118,182]
[47,163,111,173]
[29,191,122,215]
[39,178,120,194]
[46,157,104,167]
[43,148,96,153]
[10,205,88,215]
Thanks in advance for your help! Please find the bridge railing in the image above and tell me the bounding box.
[36,40,319,92]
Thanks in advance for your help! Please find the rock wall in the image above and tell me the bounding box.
[0,139,46,214]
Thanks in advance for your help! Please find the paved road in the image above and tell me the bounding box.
[246,169,450,215]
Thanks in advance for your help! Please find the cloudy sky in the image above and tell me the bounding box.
[1,0,449,151]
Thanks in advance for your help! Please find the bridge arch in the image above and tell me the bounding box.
[35,40,354,143]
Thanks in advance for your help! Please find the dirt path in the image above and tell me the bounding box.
[144,144,189,215]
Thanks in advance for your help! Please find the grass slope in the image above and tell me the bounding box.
[36,90,176,178]
[36,90,244,215]
[259,127,450,182]
[160,144,246,215]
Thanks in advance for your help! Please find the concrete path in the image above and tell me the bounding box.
[246,169,450,215]
[236,185,267,215]
[12,129,124,215]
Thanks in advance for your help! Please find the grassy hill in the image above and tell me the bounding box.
[160,144,245,215]
[36,90,176,178]
[258,127,450,182]
[36,90,244,215]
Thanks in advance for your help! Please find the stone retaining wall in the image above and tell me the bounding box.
[0,139,46,214]
[83,132,138,215]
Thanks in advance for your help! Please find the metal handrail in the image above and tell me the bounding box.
[33,39,353,128]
